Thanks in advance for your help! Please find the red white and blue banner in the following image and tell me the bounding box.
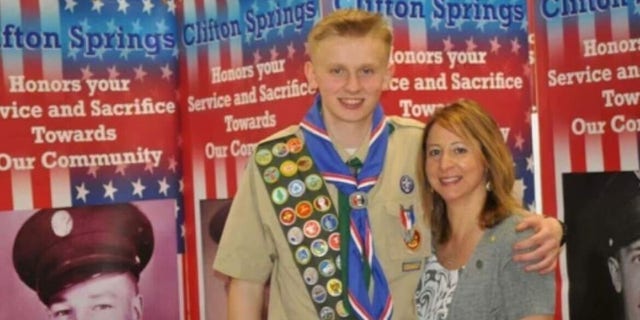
[179,0,535,318]
[531,1,640,319]
[0,0,183,318]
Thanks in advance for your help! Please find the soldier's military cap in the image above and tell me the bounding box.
[12,203,154,305]
[208,201,231,244]
[599,171,640,254]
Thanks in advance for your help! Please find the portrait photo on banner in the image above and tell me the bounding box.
[0,199,181,319]
[200,197,269,320]
[563,171,640,320]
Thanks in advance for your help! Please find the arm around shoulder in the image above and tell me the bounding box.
[227,278,266,320]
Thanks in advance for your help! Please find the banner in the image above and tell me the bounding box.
[179,0,535,318]
[1,1,183,318]
[531,1,640,319]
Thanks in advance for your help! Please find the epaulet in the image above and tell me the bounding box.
[256,125,300,147]
[387,115,425,132]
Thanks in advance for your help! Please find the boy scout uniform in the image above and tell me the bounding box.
[214,116,430,319]
[12,203,154,305]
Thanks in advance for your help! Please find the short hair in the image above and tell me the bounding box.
[306,9,392,60]
[422,99,520,244]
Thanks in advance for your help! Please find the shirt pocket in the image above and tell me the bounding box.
[377,200,430,282]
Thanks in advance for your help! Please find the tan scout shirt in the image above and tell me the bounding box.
[214,116,431,320]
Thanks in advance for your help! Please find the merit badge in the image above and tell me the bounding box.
[336,300,349,318]
[400,205,419,249]
[399,175,415,194]
[321,214,338,232]
[295,246,312,265]
[304,220,321,239]
[320,306,336,320]
[51,210,73,237]
[349,191,367,209]
[304,267,319,285]
[318,259,336,277]
[255,148,273,166]
[295,201,313,219]
[313,195,332,212]
[271,187,288,205]
[288,180,306,198]
[287,137,303,154]
[312,285,328,304]
[328,232,340,251]
[310,239,329,257]
[406,230,421,250]
[287,227,304,246]
[279,208,296,226]
[305,174,323,191]
[297,156,313,172]
[280,160,298,177]
[262,166,280,184]
[326,278,342,297]
[272,142,289,157]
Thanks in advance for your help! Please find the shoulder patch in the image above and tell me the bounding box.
[387,116,425,130]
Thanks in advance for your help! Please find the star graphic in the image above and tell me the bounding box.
[158,177,170,196]
[443,36,454,51]
[526,155,534,172]
[253,49,262,64]
[161,64,173,80]
[490,37,501,54]
[287,42,296,59]
[142,0,154,14]
[165,0,176,14]
[87,165,99,178]
[117,0,130,14]
[107,19,117,33]
[515,133,525,150]
[144,161,155,173]
[270,45,279,60]
[103,180,118,200]
[67,47,80,60]
[168,156,178,172]
[132,178,146,198]
[75,182,90,202]
[465,37,477,52]
[511,37,522,54]
[65,0,78,12]
[108,65,120,79]
[132,19,143,33]
[134,65,148,82]
[156,19,169,33]
[92,0,104,13]
[115,164,128,175]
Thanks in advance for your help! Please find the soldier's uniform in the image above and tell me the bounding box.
[214,116,431,319]
[12,203,154,305]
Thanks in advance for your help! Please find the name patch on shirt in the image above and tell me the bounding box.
[402,260,423,272]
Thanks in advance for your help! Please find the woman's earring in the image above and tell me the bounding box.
[485,181,492,192]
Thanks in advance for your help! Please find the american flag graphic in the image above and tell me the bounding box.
[532,2,640,319]
[1,0,183,242]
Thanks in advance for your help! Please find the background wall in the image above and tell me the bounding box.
[0,0,638,319]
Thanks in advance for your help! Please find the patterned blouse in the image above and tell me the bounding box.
[414,255,461,320]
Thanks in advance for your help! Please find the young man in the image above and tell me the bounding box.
[12,203,153,320]
[214,9,563,319]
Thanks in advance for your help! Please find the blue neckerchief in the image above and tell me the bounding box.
[300,96,393,320]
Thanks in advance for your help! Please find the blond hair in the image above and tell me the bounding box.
[307,9,392,60]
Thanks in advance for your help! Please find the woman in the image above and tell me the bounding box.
[414,99,555,320]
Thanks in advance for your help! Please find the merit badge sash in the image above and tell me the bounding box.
[255,134,350,319]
